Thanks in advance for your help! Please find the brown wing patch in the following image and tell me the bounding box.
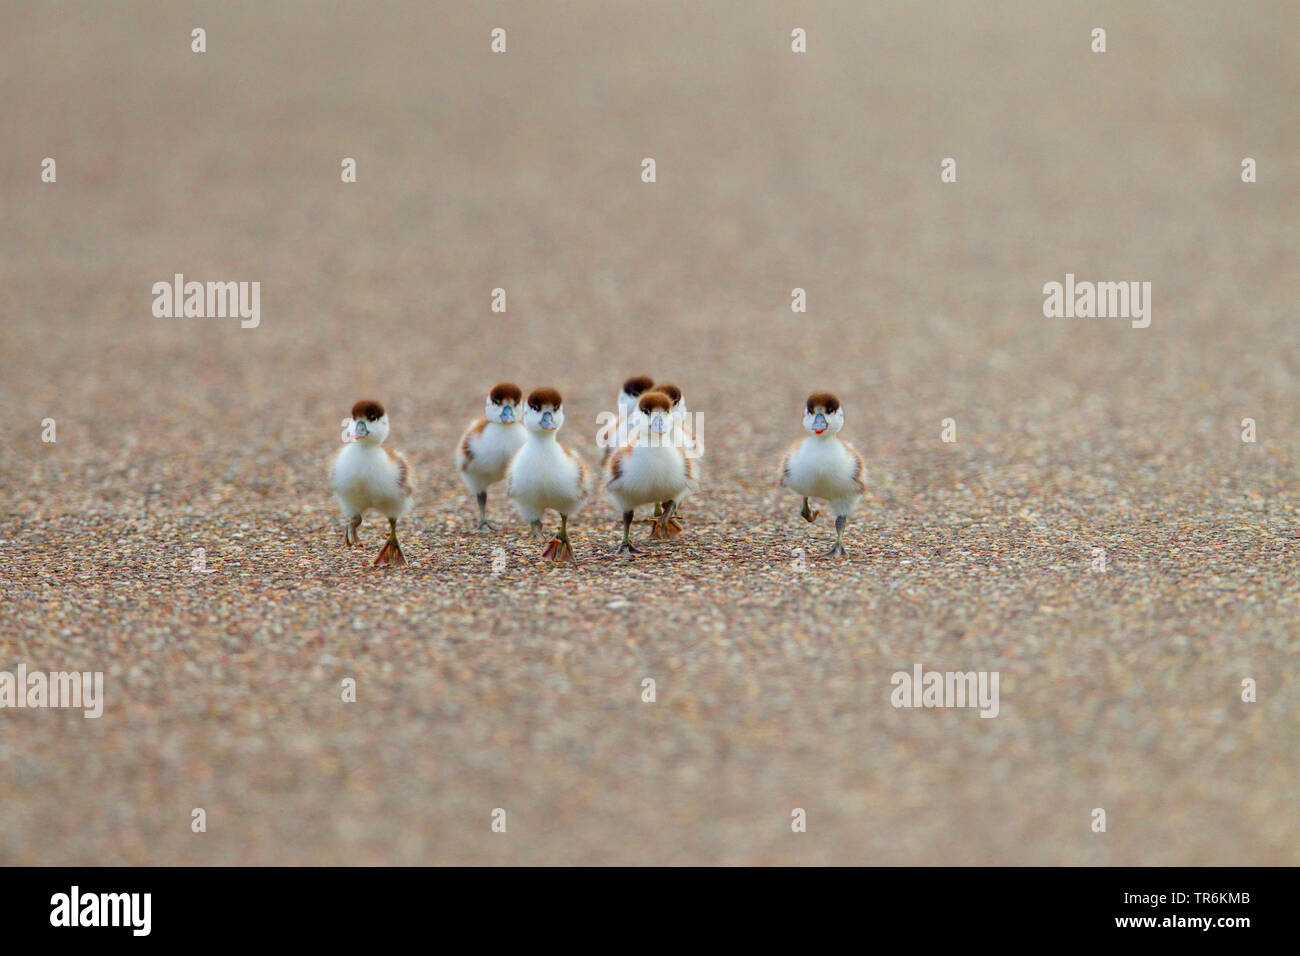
[458,418,488,468]
[847,443,866,493]
[565,446,589,494]
[385,447,413,494]
[778,439,801,487]
[606,445,628,484]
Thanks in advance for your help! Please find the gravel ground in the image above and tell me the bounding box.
[1,1,1296,865]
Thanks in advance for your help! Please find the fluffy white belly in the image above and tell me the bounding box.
[786,440,858,501]
[333,445,409,517]
[614,446,688,506]
[509,442,584,514]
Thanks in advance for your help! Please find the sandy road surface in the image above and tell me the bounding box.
[0,1,1296,864]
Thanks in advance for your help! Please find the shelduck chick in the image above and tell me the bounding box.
[506,387,590,563]
[654,382,686,430]
[654,382,701,452]
[778,392,865,557]
[604,390,699,554]
[601,374,655,466]
[643,382,701,537]
[456,381,526,530]
[332,399,415,567]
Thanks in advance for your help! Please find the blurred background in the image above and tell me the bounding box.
[0,1,1295,864]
